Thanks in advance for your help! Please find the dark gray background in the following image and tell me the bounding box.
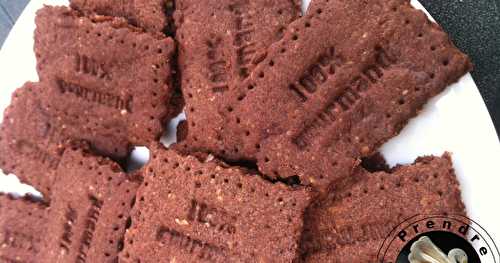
[1,0,499,138]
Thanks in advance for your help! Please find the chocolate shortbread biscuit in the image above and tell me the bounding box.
[0,194,48,263]
[219,0,472,192]
[70,0,173,33]
[35,6,176,160]
[39,147,140,263]
[0,83,68,198]
[174,0,301,157]
[120,144,311,262]
[300,153,466,262]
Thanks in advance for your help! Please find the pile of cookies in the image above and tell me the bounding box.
[0,0,472,262]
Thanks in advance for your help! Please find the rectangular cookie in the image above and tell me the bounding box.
[0,194,48,263]
[34,6,176,160]
[70,0,174,33]
[300,153,467,262]
[120,144,311,262]
[174,0,301,156]
[39,147,140,263]
[219,0,472,192]
[0,83,68,198]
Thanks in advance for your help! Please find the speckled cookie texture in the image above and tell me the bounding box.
[120,144,311,262]
[0,1,475,263]
[217,0,472,192]
[0,82,68,198]
[69,0,183,117]
[0,194,48,263]
[174,0,301,158]
[39,147,140,263]
[34,5,176,160]
[70,0,173,33]
[300,153,466,262]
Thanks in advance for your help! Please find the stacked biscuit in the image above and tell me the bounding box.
[0,0,471,262]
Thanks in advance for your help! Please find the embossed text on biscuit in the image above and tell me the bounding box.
[332,219,396,246]
[230,0,256,79]
[156,226,226,261]
[293,47,397,149]
[74,54,111,81]
[307,219,398,254]
[60,205,78,253]
[187,199,237,235]
[56,79,133,113]
[288,47,344,102]
[75,196,103,263]
[207,38,230,93]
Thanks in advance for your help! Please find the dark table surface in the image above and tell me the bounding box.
[1,0,499,139]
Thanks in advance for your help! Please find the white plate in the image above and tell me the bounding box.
[1,0,499,245]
